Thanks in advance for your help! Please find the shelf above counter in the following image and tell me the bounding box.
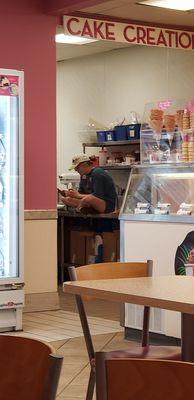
[82,139,140,151]
[82,140,140,169]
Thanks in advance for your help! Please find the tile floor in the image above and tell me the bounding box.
[6,310,122,342]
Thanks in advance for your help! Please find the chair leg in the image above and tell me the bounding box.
[86,369,96,400]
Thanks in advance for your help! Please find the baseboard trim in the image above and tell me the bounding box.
[124,327,181,346]
[24,291,60,312]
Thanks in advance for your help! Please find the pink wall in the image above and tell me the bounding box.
[0,0,59,209]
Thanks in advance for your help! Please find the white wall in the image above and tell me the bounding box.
[122,220,194,338]
[57,45,194,175]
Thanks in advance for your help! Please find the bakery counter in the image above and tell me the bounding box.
[57,207,120,283]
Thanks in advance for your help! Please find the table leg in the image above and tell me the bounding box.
[181,313,194,362]
[58,215,65,283]
[60,216,65,267]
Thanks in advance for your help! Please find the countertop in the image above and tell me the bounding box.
[57,207,119,219]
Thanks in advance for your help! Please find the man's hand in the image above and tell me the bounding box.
[57,188,67,197]
[66,189,82,199]
[61,196,81,208]
[58,188,82,198]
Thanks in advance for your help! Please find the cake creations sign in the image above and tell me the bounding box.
[63,16,194,51]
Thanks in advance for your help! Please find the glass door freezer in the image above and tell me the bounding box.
[0,69,24,331]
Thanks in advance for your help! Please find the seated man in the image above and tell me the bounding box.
[60,154,117,213]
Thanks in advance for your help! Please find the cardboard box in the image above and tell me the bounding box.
[70,230,120,265]
[70,230,97,265]
[102,231,120,262]
[70,230,86,265]
[116,230,120,261]
[85,235,95,265]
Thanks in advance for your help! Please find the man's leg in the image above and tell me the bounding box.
[80,195,106,213]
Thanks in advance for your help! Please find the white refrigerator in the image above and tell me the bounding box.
[0,69,24,331]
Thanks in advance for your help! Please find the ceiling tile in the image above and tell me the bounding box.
[81,1,194,27]
[82,0,129,13]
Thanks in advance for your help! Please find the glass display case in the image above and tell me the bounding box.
[140,99,194,164]
[120,164,194,223]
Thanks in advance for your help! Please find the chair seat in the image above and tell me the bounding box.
[105,345,181,360]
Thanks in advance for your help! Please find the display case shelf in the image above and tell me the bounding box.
[119,163,194,223]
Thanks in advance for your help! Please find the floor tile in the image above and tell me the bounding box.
[51,339,69,351]
[7,309,122,342]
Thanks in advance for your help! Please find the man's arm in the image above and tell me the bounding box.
[58,188,83,199]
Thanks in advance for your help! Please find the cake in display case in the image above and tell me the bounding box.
[140,99,194,164]
[120,164,194,223]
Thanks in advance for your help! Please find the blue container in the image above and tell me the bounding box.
[97,131,106,143]
[105,130,115,141]
[114,126,127,141]
[126,124,141,140]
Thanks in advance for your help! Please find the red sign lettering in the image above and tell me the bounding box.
[147,28,156,45]
[67,17,81,36]
[179,32,192,49]
[106,23,115,40]
[165,30,176,47]
[157,30,167,47]
[93,21,105,39]
[137,27,146,44]
[123,25,136,43]
[175,31,179,48]
[82,20,93,38]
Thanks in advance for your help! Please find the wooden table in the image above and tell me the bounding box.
[63,275,194,362]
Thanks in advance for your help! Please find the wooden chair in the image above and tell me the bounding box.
[68,261,181,400]
[0,335,63,400]
[95,354,194,400]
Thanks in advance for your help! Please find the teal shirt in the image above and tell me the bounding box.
[79,168,117,213]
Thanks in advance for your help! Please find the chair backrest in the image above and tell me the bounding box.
[95,354,194,400]
[68,261,153,363]
[74,261,152,281]
[0,335,63,400]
